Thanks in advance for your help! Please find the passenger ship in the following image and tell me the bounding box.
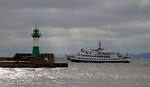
[66,41,130,63]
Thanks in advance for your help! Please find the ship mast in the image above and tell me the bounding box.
[98,40,104,51]
[99,40,101,49]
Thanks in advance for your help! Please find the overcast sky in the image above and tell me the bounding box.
[0,0,150,57]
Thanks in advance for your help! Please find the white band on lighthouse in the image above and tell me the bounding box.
[33,38,39,46]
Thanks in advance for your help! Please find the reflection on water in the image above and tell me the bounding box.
[0,59,149,87]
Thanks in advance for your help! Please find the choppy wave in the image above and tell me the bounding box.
[0,59,149,87]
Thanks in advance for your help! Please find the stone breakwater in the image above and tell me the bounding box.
[0,62,68,68]
[0,53,68,68]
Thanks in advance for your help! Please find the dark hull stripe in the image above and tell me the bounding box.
[69,59,130,63]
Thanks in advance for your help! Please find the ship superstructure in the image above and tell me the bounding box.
[66,41,130,63]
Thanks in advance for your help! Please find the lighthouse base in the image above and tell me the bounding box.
[32,46,40,56]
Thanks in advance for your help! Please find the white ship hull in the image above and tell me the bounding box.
[68,56,130,63]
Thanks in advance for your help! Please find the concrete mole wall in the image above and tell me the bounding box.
[0,53,55,64]
[0,53,68,68]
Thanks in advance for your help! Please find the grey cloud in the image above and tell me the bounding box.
[104,25,150,37]
[0,0,150,56]
[0,0,98,9]
[1,0,150,29]
[102,0,150,21]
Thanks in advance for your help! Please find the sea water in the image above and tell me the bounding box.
[0,59,149,87]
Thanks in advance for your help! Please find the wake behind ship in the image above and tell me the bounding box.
[66,41,130,63]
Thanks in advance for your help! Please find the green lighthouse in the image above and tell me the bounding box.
[32,25,41,56]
